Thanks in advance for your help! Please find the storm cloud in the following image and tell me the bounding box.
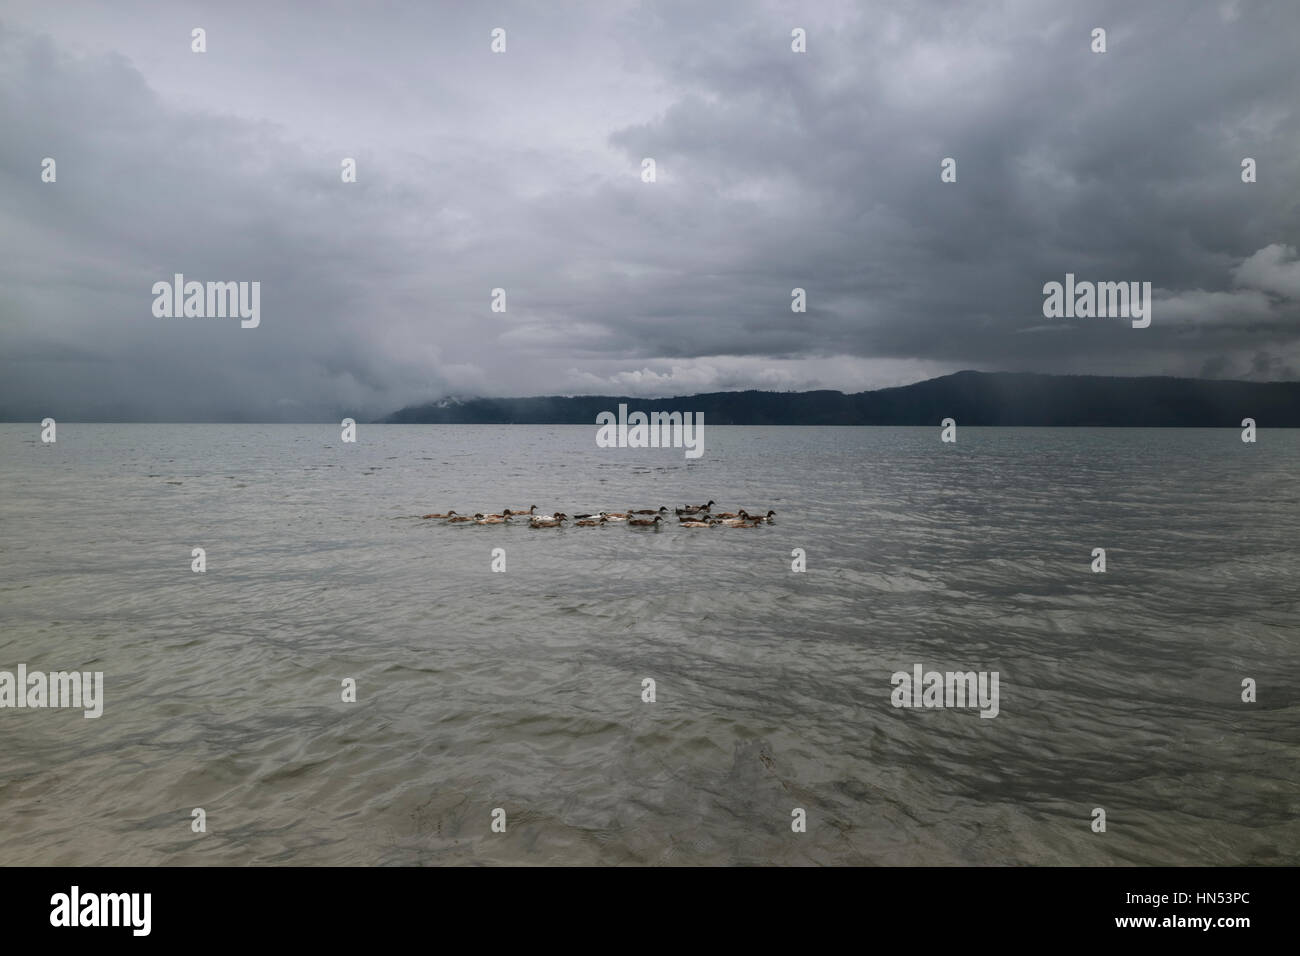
[1,0,1297,421]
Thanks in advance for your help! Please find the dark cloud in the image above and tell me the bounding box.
[1,0,1297,420]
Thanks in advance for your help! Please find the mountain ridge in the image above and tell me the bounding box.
[378,371,1300,426]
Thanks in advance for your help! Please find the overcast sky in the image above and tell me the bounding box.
[2,0,1298,421]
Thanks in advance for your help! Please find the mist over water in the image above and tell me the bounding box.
[1,424,1296,865]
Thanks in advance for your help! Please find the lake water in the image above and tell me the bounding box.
[1,424,1297,865]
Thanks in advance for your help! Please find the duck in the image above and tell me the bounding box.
[601,512,628,523]
[710,511,743,519]
[717,517,759,527]
[628,514,664,528]
[574,516,607,527]
[740,509,777,523]
[474,514,511,525]
[675,500,716,515]
[529,513,567,528]
[679,519,716,528]
[420,510,459,519]
[572,512,601,520]
[629,506,669,515]
[504,506,538,517]
[447,513,476,523]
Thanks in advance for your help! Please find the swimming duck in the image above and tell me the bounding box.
[710,511,743,519]
[505,506,538,517]
[740,509,777,522]
[420,510,459,519]
[628,514,664,528]
[679,519,715,528]
[629,506,669,515]
[529,513,567,528]
[601,512,628,522]
[474,514,511,525]
[717,516,759,527]
[574,516,607,527]
[447,513,476,523]
[675,500,715,515]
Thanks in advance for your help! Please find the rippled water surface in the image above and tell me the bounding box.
[1,424,1297,865]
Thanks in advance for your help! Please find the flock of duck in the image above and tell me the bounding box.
[419,500,776,529]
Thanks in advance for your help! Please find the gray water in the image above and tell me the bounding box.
[0,424,1297,866]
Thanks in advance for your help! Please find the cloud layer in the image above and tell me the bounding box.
[1,0,1297,420]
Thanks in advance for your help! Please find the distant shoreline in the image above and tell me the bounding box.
[8,371,1300,426]
[378,371,1300,428]
[4,422,1298,427]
